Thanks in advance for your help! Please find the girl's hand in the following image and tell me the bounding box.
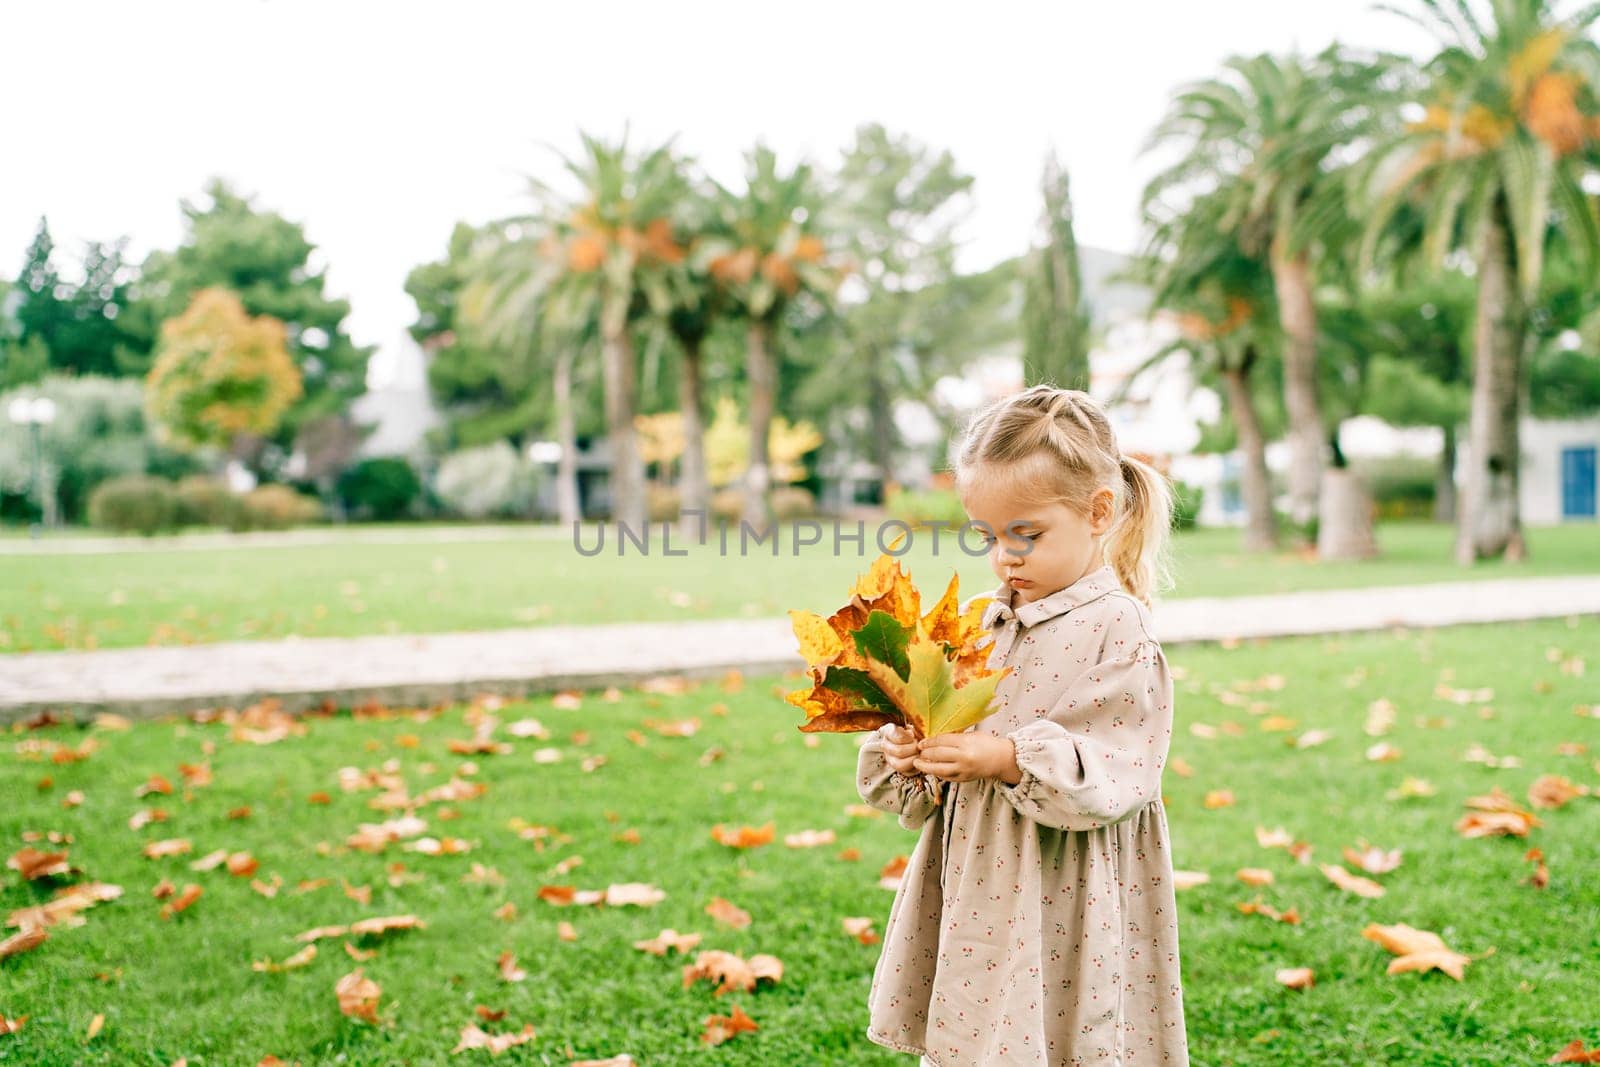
[914,731,1023,785]
[877,723,921,775]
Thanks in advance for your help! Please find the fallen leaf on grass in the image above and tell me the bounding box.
[335,969,381,1023]
[1320,864,1385,898]
[1342,842,1402,875]
[497,951,526,982]
[700,1003,758,1046]
[0,1013,26,1034]
[6,848,72,880]
[705,897,751,929]
[1550,1039,1600,1063]
[1361,922,1475,980]
[711,822,775,849]
[253,945,317,972]
[1529,774,1589,809]
[159,884,202,919]
[1275,967,1314,990]
[1236,898,1300,924]
[451,1022,536,1055]
[682,949,783,995]
[633,929,702,956]
[783,829,836,849]
[842,917,879,944]
[85,1013,104,1041]
[143,839,192,860]
[0,926,48,961]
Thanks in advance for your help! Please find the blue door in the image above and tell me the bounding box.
[1562,446,1597,519]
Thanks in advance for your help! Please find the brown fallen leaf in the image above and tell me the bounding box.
[1236,868,1274,887]
[681,949,783,995]
[451,1022,536,1055]
[497,951,526,982]
[1,1013,27,1034]
[160,884,203,920]
[144,839,193,860]
[344,942,377,962]
[0,926,48,961]
[1320,864,1386,898]
[253,945,318,973]
[1275,967,1314,989]
[633,928,702,956]
[570,1056,636,1066]
[1529,774,1588,809]
[557,921,578,942]
[783,828,837,849]
[349,914,426,938]
[879,855,909,891]
[842,916,879,944]
[705,897,751,929]
[1236,898,1300,924]
[1549,1038,1600,1063]
[1341,842,1403,875]
[701,1003,758,1046]
[1360,922,1474,980]
[335,969,381,1023]
[85,1012,104,1041]
[7,848,72,881]
[710,822,775,849]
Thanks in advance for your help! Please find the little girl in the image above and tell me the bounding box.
[856,384,1190,1066]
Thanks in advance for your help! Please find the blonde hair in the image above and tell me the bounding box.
[953,383,1174,605]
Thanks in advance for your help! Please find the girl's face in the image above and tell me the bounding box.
[961,468,1115,605]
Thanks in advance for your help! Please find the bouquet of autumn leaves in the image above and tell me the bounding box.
[785,550,1013,745]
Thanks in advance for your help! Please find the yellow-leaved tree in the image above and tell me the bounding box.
[703,396,822,490]
[145,287,302,453]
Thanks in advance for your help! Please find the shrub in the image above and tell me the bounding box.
[771,486,816,520]
[711,488,744,523]
[338,457,422,521]
[886,486,968,528]
[1354,457,1436,521]
[1170,480,1204,532]
[232,485,323,531]
[174,475,239,528]
[86,475,179,535]
[648,485,680,523]
[434,441,536,519]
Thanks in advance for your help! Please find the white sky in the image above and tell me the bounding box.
[1,1,1434,386]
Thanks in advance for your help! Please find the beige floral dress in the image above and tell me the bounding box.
[856,564,1189,1066]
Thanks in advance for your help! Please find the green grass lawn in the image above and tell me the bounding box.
[4,520,1597,653]
[2,617,1597,1064]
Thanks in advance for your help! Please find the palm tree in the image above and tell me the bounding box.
[1129,189,1282,551]
[704,145,839,531]
[1145,47,1391,542]
[515,132,695,533]
[457,218,585,527]
[1358,0,1600,562]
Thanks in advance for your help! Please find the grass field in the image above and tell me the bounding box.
[2,616,1597,1064]
[4,520,1597,653]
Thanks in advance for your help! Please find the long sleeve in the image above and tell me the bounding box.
[994,638,1175,832]
[856,733,946,831]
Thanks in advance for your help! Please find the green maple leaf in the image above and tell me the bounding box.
[852,610,912,681]
[863,634,1008,738]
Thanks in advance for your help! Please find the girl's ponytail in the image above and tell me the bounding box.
[1105,453,1174,607]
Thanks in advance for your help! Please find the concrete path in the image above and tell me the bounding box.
[3,574,1598,724]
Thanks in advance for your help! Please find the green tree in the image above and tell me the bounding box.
[137,179,373,470]
[706,145,841,530]
[509,132,696,532]
[824,124,974,493]
[1358,0,1600,562]
[1130,187,1282,551]
[1146,47,1390,541]
[11,218,154,378]
[1021,152,1091,391]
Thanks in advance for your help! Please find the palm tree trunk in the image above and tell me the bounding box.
[1457,198,1527,564]
[1434,423,1457,523]
[601,319,647,534]
[553,343,580,527]
[677,335,709,543]
[1220,354,1276,552]
[741,319,775,532]
[1270,240,1325,540]
[865,342,898,501]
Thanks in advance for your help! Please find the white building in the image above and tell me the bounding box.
[349,330,442,464]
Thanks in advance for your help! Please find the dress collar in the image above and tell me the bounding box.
[979,563,1122,631]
